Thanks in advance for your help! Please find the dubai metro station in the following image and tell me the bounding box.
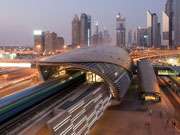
[34,45,133,135]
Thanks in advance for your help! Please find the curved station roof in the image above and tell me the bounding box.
[38,45,132,100]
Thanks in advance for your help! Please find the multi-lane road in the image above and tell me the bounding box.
[0,68,41,98]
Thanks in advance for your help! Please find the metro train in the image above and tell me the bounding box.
[0,72,86,123]
[137,59,161,102]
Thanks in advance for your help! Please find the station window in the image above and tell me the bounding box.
[158,70,178,76]
[86,71,104,83]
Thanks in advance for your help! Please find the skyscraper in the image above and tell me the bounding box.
[164,0,173,46]
[133,28,137,44]
[166,0,173,17]
[34,31,64,55]
[152,13,158,47]
[91,21,99,45]
[80,13,88,47]
[172,0,180,47]
[57,37,65,49]
[98,31,103,45]
[87,15,91,46]
[72,14,80,47]
[147,11,152,47]
[128,30,132,45]
[137,27,149,47]
[162,11,169,46]
[147,11,161,47]
[103,27,112,45]
[95,21,99,35]
[44,32,57,55]
[116,13,126,47]
[157,23,161,47]
[34,30,44,55]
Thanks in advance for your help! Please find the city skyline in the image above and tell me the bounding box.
[0,0,165,46]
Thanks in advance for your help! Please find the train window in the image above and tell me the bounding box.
[145,96,156,101]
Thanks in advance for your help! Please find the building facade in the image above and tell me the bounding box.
[116,13,126,47]
[72,13,91,48]
[34,30,44,55]
[34,31,64,55]
[128,30,132,45]
[103,27,112,45]
[137,27,149,47]
[165,0,173,46]
[91,23,112,46]
[72,14,80,47]
[147,11,161,48]
[87,15,91,46]
[162,11,170,46]
[172,0,180,47]
[80,13,88,47]
[91,21,99,45]
[44,32,56,55]
[57,37,64,49]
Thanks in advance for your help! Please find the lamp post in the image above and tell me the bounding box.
[77,45,81,49]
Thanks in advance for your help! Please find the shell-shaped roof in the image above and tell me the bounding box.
[41,45,132,71]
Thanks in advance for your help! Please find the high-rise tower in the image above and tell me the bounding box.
[87,15,91,46]
[172,0,180,47]
[34,30,44,55]
[72,14,80,47]
[128,30,132,45]
[116,13,126,47]
[164,0,173,46]
[80,13,88,47]
[147,11,161,47]
[162,11,169,46]
[165,0,173,17]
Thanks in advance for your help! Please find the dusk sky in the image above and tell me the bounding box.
[0,0,166,46]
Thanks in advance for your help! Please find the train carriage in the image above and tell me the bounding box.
[137,59,161,102]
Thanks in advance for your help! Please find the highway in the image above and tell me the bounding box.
[0,68,37,82]
[0,77,41,98]
[0,68,25,75]
[0,68,38,93]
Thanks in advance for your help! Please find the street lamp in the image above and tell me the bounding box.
[36,45,41,57]
[63,45,67,49]
[77,45,81,49]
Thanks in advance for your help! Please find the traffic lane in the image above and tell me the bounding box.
[0,77,42,98]
[0,68,37,82]
[0,67,25,75]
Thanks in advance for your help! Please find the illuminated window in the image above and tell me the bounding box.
[86,71,104,83]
